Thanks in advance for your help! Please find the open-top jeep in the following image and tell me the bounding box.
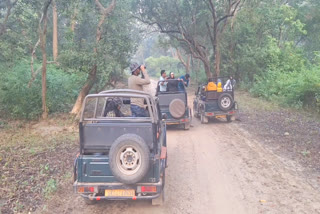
[193,77,238,123]
[156,79,192,130]
[73,89,167,205]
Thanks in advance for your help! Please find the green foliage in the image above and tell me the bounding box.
[145,56,181,76]
[251,68,320,111]
[43,178,57,198]
[217,0,320,112]
[0,61,85,119]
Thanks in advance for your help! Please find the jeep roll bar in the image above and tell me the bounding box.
[80,92,157,123]
[99,89,159,121]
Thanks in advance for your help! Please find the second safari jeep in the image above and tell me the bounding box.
[156,79,192,130]
[73,89,167,205]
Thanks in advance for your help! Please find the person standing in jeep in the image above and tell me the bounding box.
[178,73,190,91]
[128,63,151,117]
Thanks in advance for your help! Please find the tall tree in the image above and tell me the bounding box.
[0,0,18,37]
[52,0,58,61]
[205,0,241,77]
[176,48,191,74]
[71,0,116,114]
[38,0,53,119]
[134,0,214,78]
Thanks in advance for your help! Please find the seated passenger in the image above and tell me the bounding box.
[103,98,124,117]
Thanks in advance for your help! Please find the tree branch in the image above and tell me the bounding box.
[31,39,40,77]
[216,0,241,26]
[208,0,217,21]
[0,0,18,36]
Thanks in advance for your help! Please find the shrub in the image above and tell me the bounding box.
[0,61,85,119]
[251,68,320,111]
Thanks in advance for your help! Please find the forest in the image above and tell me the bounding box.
[0,0,319,120]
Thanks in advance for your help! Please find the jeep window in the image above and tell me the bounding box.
[81,94,156,122]
[157,79,185,94]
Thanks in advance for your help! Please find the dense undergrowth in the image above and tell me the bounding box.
[248,39,320,112]
[0,61,85,119]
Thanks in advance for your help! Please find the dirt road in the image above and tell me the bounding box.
[40,85,320,214]
[42,118,320,214]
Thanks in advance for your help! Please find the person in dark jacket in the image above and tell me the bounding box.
[178,73,190,91]
[103,98,124,117]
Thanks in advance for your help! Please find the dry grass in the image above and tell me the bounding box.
[0,114,79,214]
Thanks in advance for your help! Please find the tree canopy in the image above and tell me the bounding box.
[0,0,319,119]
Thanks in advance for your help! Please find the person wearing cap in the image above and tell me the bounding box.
[159,70,168,92]
[178,73,190,91]
[128,63,150,117]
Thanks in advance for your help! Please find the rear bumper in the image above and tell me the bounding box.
[74,180,163,201]
[204,110,237,117]
[81,192,161,201]
[165,118,190,125]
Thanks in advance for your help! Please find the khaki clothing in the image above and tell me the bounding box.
[128,71,150,107]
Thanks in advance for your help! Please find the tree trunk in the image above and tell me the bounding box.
[186,55,191,74]
[207,0,242,78]
[52,0,58,61]
[39,0,52,119]
[214,46,221,78]
[70,65,97,114]
[71,8,77,32]
[203,59,212,79]
[41,42,48,119]
[0,0,18,37]
[71,0,116,115]
[176,49,191,74]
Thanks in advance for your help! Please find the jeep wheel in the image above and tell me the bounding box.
[218,93,234,111]
[109,134,150,184]
[201,114,208,124]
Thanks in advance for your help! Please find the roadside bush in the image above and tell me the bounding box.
[0,61,85,119]
[251,68,320,111]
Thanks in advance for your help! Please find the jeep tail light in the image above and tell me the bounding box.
[206,113,214,116]
[78,186,97,193]
[181,118,189,122]
[141,186,157,193]
[228,111,235,114]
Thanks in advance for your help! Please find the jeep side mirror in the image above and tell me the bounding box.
[161,113,168,120]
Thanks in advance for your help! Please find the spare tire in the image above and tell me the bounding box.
[169,99,185,119]
[218,93,234,111]
[109,134,150,184]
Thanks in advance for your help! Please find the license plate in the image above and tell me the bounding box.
[105,189,135,197]
[216,115,226,118]
[167,122,178,125]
